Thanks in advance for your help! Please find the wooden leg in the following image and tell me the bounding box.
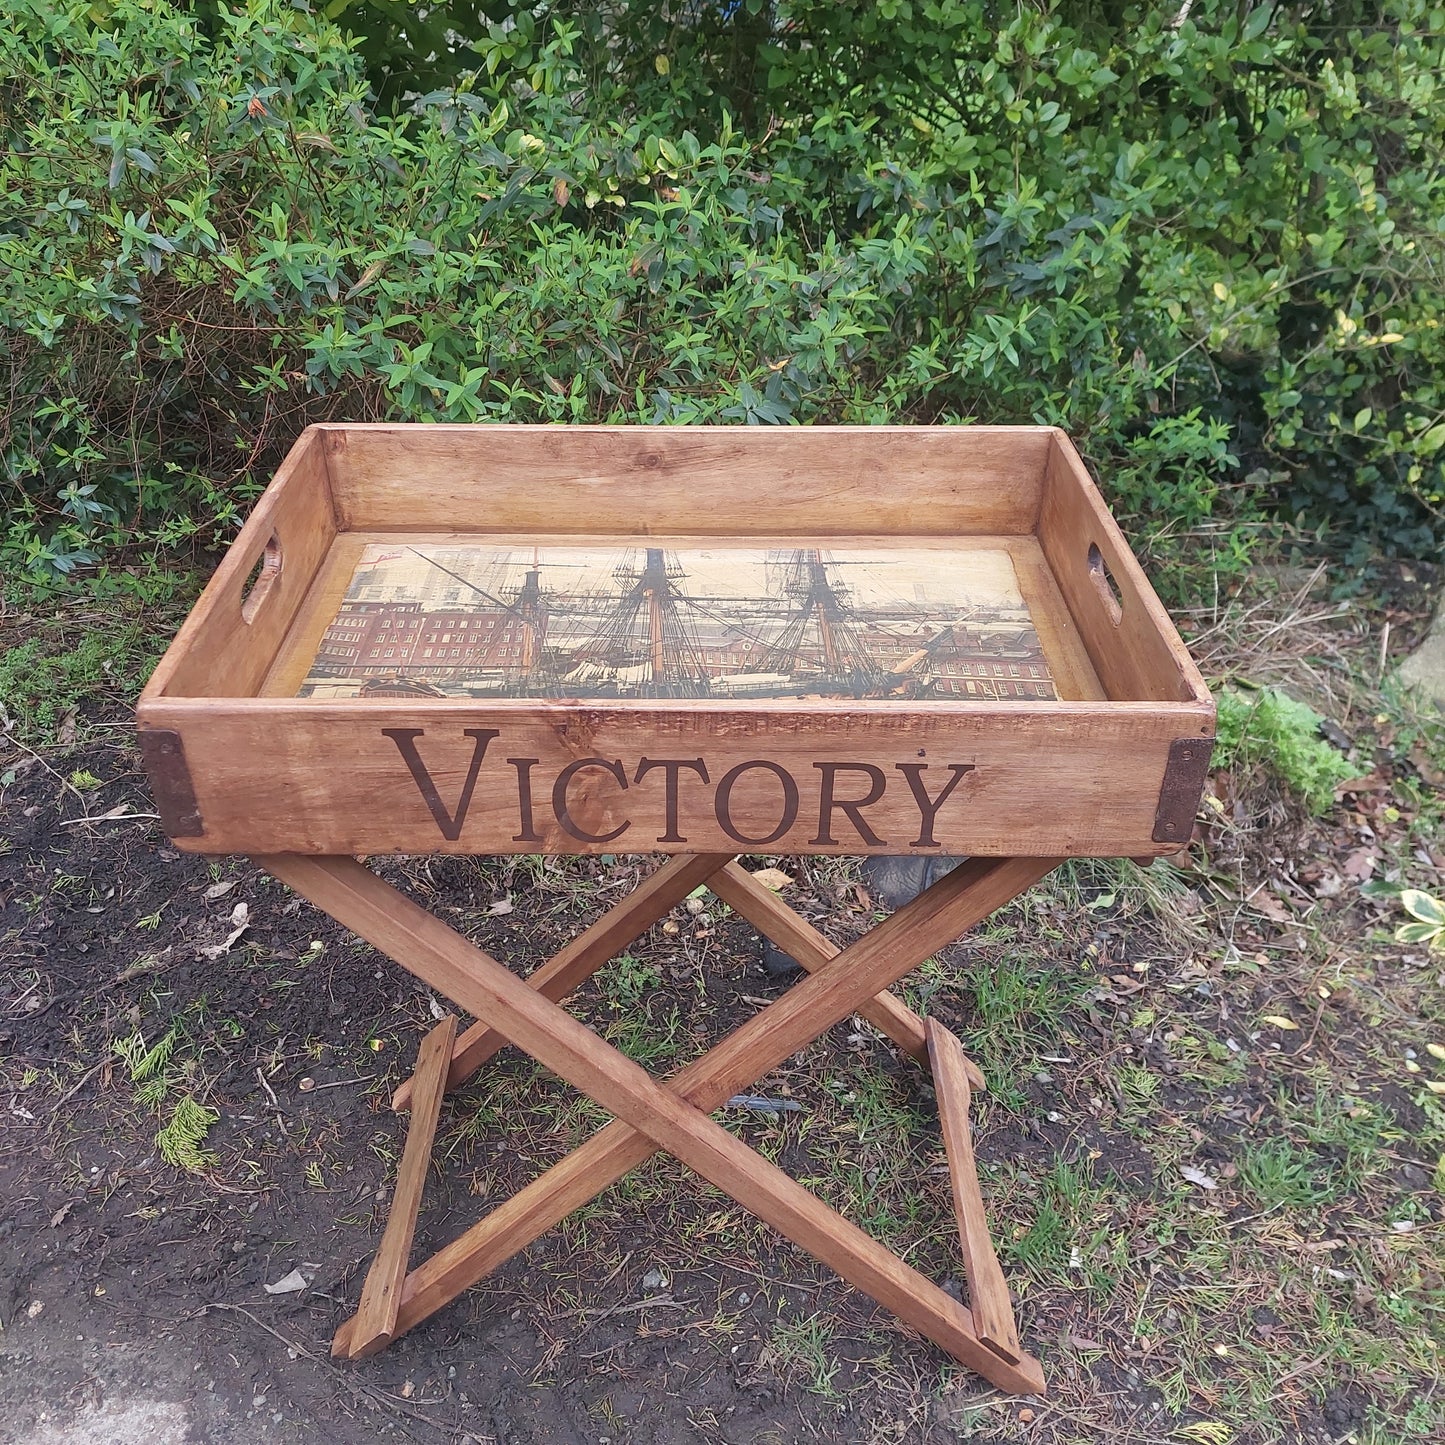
[349,1015,457,1359]
[708,861,985,1089]
[927,1019,1021,1363]
[257,853,1057,1391]
[392,853,731,1111]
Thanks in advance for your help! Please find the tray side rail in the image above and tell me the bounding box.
[140,426,338,702]
[317,424,1052,537]
[1038,432,1211,708]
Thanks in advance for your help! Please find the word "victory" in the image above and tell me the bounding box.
[382,728,977,850]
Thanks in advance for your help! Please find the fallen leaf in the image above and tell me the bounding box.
[487,895,514,916]
[1252,893,1294,923]
[229,901,249,928]
[205,880,238,900]
[1181,1164,1219,1190]
[750,867,792,891]
[1427,1043,1445,1062]
[50,1202,74,1228]
[1426,1081,1445,1095]
[263,1269,311,1295]
[1341,848,1378,882]
[1261,1015,1299,1030]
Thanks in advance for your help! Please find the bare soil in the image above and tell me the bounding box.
[3,643,1443,1444]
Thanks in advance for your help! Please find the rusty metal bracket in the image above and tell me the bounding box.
[1151,736,1214,845]
[138,729,203,838]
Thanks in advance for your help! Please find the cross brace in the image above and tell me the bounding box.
[256,852,1059,1395]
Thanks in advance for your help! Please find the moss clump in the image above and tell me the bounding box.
[1213,688,1357,816]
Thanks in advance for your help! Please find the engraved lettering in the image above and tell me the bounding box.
[508,757,542,843]
[383,728,499,842]
[552,758,631,843]
[714,760,799,846]
[894,762,976,848]
[810,762,888,847]
[633,757,710,844]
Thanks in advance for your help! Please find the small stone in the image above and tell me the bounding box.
[641,1268,667,1291]
[298,1078,315,1092]
[26,1300,43,1319]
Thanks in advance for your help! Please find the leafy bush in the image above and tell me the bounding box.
[1212,687,1357,815]
[2,0,1442,579]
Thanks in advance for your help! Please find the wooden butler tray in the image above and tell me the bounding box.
[138,426,1213,1395]
[138,425,1212,856]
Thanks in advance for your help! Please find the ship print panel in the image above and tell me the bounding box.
[298,544,1058,703]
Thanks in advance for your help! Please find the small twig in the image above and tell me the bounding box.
[58,810,161,828]
[305,1074,377,1091]
[51,1058,109,1111]
[199,1303,452,1433]
[255,1066,288,1135]
[1263,1351,1331,1402]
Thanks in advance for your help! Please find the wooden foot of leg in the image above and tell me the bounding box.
[342,1015,458,1360]
[927,1019,1021,1363]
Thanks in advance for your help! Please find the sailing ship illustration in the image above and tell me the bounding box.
[301,544,1057,702]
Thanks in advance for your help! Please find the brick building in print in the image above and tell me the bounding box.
[312,592,546,684]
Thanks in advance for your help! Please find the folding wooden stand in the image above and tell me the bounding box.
[257,850,1059,1395]
[140,424,1214,1397]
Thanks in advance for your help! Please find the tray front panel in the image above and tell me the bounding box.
[141,702,1212,858]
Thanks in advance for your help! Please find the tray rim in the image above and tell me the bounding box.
[139,422,1212,714]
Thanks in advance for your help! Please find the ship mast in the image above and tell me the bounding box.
[755,548,885,694]
[513,546,546,679]
[567,547,711,697]
[642,548,668,683]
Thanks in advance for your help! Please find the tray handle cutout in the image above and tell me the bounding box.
[240,531,283,624]
[1086,542,1124,627]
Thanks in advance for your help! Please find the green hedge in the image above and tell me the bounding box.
[2,1,1441,579]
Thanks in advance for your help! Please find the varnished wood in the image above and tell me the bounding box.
[281,855,1056,1369]
[927,1019,1020,1362]
[143,428,336,700]
[706,861,986,1088]
[144,698,1210,858]
[139,424,1213,860]
[317,425,1052,536]
[139,423,1215,1395]
[348,1015,457,1360]
[391,853,731,1111]
[1037,434,1210,707]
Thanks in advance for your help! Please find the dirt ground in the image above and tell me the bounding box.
[3,576,1444,1444]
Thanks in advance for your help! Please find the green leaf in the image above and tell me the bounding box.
[1395,921,1440,945]
[1401,890,1445,926]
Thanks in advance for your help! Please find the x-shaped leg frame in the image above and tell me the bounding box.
[256,852,1060,1395]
